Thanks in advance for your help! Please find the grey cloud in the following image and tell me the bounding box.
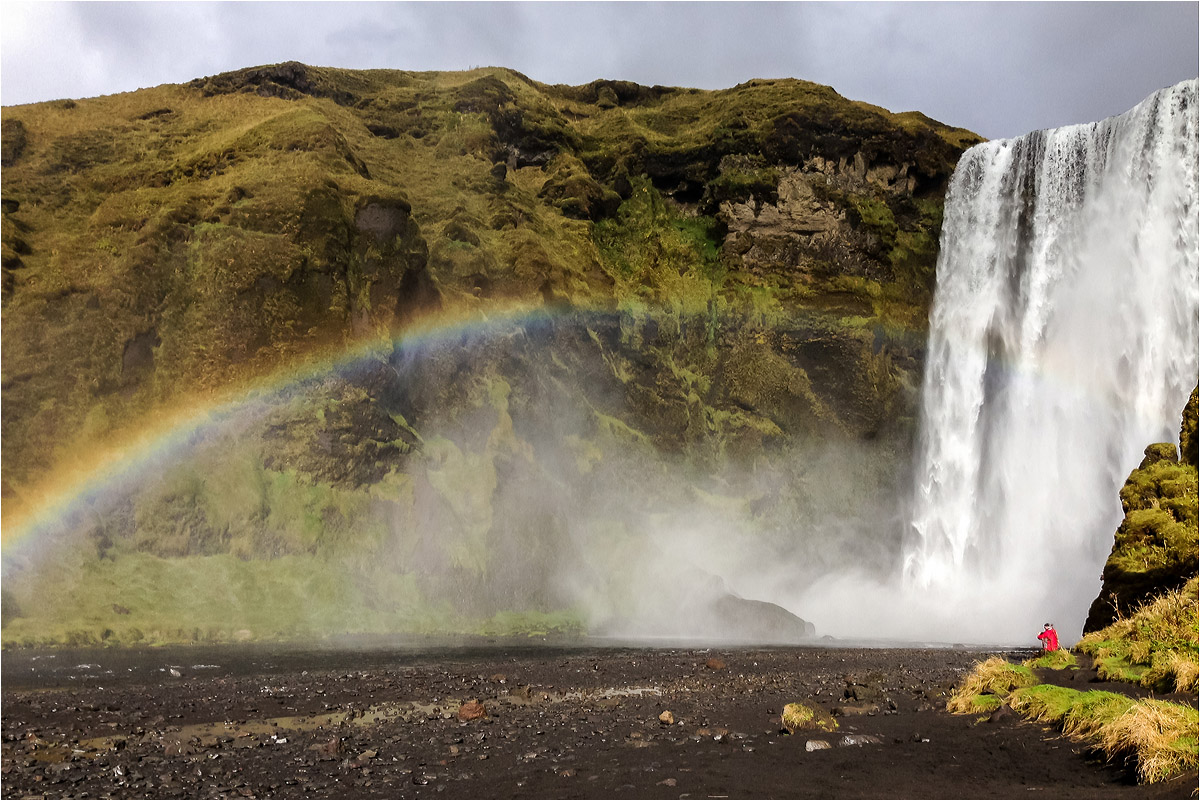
[2,2,1197,138]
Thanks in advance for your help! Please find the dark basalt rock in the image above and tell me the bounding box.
[709,593,817,642]
[190,61,359,106]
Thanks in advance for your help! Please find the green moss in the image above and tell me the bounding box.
[1087,398,1199,633]
[969,694,1004,713]
[848,195,898,251]
[593,178,723,311]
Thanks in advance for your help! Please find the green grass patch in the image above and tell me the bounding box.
[1025,649,1078,670]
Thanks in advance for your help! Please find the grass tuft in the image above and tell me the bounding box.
[1078,578,1199,693]
[1099,700,1200,784]
[781,702,837,734]
[1003,684,1197,784]
[946,656,1036,714]
[1024,649,1077,670]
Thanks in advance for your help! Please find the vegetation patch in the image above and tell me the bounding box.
[1009,686,1197,784]
[1077,578,1199,693]
[1025,649,1077,670]
[946,656,1037,714]
[781,702,838,734]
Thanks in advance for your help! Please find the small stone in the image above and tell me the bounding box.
[805,739,832,752]
[657,777,678,786]
[705,658,727,671]
[658,710,675,725]
[308,737,340,757]
[837,734,883,747]
[457,700,486,722]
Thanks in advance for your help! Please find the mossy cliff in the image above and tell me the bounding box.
[1084,387,1200,633]
[1,63,981,644]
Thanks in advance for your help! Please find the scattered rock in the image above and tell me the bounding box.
[988,706,1016,724]
[457,700,487,722]
[308,736,340,757]
[838,734,883,747]
[805,739,832,751]
[705,657,727,671]
[348,749,376,768]
[657,777,678,786]
[658,710,675,725]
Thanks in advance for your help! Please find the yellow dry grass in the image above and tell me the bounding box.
[781,702,837,734]
[1078,579,1199,693]
[1165,653,1199,694]
[946,656,1036,713]
[1099,700,1200,784]
[1006,684,1197,784]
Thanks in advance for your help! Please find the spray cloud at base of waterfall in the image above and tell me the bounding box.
[900,79,1199,644]
[1,310,914,648]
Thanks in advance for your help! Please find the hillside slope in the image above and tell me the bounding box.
[0,63,982,644]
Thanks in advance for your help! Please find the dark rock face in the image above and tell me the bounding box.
[189,61,358,106]
[1083,387,1200,633]
[1,118,28,167]
[709,594,816,642]
[1181,386,1199,466]
[120,329,160,375]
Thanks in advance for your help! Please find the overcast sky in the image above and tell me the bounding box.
[2,2,1197,139]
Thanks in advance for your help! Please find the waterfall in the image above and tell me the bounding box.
[903,79,1199,642]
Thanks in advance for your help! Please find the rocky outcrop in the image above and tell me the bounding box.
[1084,388,1200,633]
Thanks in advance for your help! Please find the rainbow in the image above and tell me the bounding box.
[1,296,932,558]
[0,301,579,555]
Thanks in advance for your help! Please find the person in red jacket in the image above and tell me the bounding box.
[1037,623,1059,652]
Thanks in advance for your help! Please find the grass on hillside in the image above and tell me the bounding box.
[1077,578,1199,693]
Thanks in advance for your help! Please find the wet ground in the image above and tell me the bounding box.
[2,640,1196,798]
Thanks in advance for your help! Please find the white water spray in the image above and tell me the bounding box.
[900,80,1199,643]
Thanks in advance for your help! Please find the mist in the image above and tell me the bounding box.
[2,310,928,647]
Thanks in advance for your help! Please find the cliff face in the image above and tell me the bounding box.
[1,63,978,499]
[0,63,982,644]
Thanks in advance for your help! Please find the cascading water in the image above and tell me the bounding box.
[903,79,1199,642]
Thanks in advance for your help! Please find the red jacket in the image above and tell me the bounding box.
[1037,628,1059,651]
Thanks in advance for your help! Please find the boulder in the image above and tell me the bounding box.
[457,700,487,721]
[709,593,816,642]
